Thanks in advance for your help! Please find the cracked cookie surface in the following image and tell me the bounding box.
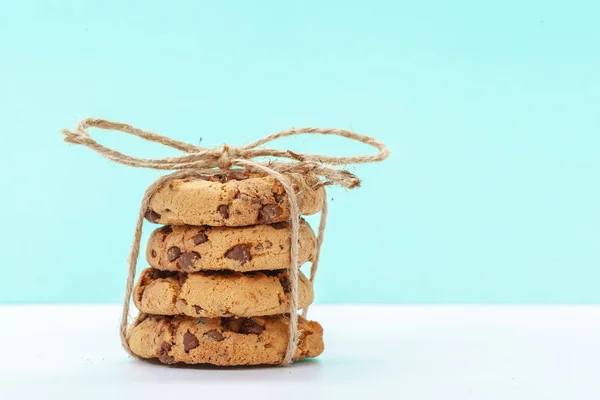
[134,268,314,318]
[146,219,316,272]
[145,170,325,226]
[127,314,324,365]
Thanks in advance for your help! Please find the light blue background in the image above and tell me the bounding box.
[0,1,598,304]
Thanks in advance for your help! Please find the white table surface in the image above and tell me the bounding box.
[0,305,598,399]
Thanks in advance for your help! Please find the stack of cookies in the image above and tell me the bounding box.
[126,169,325,366]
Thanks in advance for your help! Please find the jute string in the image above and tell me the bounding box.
[61,118,389,366]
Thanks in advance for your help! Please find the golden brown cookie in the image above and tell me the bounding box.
[146,219,316,273]
[127,314,324,365]
[134,268,314,318]
[145,170,325,226]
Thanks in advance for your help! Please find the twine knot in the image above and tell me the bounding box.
[61,118,388,367]
[218,144,240,170]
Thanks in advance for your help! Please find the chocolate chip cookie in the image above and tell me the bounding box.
[134,268,314,318]
[145,170,325,226]
[146,219,316,272]
[127,313,324,365]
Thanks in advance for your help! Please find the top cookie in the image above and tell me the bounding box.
[145,170,325,226]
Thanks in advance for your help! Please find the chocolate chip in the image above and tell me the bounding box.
[279,276,291,293]
[221,317,264,335]
[159,225,173,234]
[158,341,175,364]
[191,232,208,245]
[204,329,224,342]
[178,251,200,271]
[217,205,230,219]
[167,246,181,262]
[193,305,203,315]
[151,250,157,258]
[168,183,174,189]
[224,244,251,265]
[183,331,199,352]
[271,222,288,229]
[240,318,264,335]
[145,208,161,223]
[259,204,282,223]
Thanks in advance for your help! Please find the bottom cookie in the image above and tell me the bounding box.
[127,314,324,366]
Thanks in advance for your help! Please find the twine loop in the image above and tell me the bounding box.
[61,118,388,366]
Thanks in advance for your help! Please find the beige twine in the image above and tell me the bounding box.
[61,118,389,366]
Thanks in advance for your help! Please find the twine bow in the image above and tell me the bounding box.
[62,118,389,366]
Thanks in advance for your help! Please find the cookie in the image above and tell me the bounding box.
[134,268,314,318]
[127,314,324,365]
[146,219,316,273]
[145,170,325,226]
